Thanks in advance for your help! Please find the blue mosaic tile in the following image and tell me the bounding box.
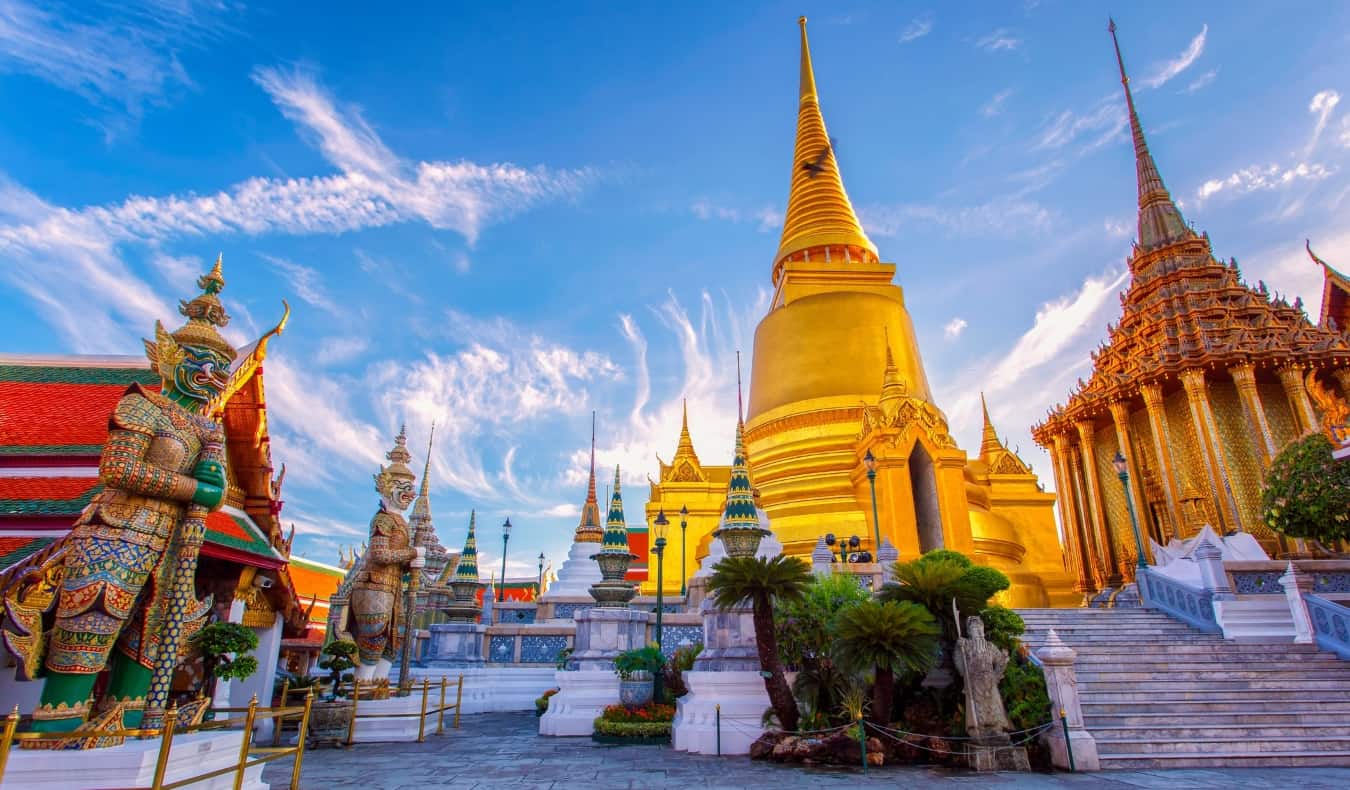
[499,608,537,624]
[1313,572,1350,594]
[1232,571,1283,595]
[520,635,571,664]
[489,635,516,663]
[657,625,703,659]
[553,603,592,620]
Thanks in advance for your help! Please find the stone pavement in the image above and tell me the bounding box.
[262,712,1350,789]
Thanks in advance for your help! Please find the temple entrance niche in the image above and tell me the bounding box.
[908,440,944,552]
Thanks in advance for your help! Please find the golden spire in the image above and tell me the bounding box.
[576,412,604,543]
[673,399,701,464]
[773,17,878,278]
[1108,19,1192,251]
[979,393,1003,459]
[879,330,905,410]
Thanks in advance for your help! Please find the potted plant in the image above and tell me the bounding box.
[310,640,359,744]
[614,645,664,707]
[192,622,260,701]
[535,688,559,717]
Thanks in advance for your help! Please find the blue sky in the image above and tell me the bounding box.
[3,1,1349,575]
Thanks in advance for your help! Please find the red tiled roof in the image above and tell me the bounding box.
[205,509,281,563]
[0,477,100,515]
[0,535,58,568]
[0,365,160,455]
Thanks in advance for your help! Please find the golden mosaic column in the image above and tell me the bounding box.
[1076,420,1122,588]
[1179,369,1244,532]
[1139,383,1185,539]
[1050,433,1093,593]
[1108,399,1152,567]
[1229,363,1278,466]
[1277,363,1320,434]
[1066,443,1104,590]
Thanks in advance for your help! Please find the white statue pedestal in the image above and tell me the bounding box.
[346,694,432,743]
[671,670,769,755]
[425,623,486,667]
[537,669,619,736]
[2,731,265,789]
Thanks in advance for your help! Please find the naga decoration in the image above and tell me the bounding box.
[344,427,425,680]
[3,258,237,736]
[1306,369,1350,449]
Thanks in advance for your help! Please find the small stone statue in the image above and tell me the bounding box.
[954,615,1029,771]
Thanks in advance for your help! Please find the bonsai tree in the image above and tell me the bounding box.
[1262,432,1350,547]
[318,640,359,700]
[193,621,260,697]
[614,645,665,680]
[832,599,939,725]
[707,555,812,731]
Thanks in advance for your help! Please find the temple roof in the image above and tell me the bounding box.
[575,413,604,541]
[1309,240,1350,331]
[773,17,877,278]
[658,400,706,483]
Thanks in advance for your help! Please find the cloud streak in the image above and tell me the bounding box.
[899,13,933,43]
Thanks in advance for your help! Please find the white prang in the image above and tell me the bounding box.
[540,540,603,599]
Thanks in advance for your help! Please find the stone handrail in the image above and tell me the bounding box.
[1305,594,1350,660]
[1226,560,1350,596]
[1138,567,1221,633]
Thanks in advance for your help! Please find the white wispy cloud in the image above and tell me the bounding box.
[899,13,934,43]
[1035,97,1123,152]
[1307,89,1342,155]
[861,195,1055,238]
[1196,162,1334,202]
[981,89,1013,118]
[315,336,370,366]
[943,317,968,339]
[1183,68,1218,94]
[262,254,341,315]
[1139,25,1207,89]
[0,0,231,126]
[690,199,782,232]
[976,28,1020,52]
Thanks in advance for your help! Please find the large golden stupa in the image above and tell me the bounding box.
[644,19,1077,607]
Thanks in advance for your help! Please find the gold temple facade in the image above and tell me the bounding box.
[644,19,1077,607]
[1030,24,1350,594]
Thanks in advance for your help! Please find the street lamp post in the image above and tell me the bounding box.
[863,449,882,554]
[651,508,670,703]
[678,505,689,597]
[537,551,545,596]
[1112,452,1148,570]
[498,517,512,602]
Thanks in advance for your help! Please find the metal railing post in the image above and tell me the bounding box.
[273,678,290,746]
[233,695,259,790]
[1060,709,1075,772]
[0,705,20,783]
[151,702,179,790]
[857,715,867,774]
[291,689,314,790]
[715,704,721,756]
[453,674,463,729]
[437,677,447,736]
[417,679,430,743]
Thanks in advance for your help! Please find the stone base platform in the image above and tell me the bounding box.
[347,694,434,743]
[538,670,618,737]
[671,670,770,755]
[3,730,266,789]
[407,666,557,714]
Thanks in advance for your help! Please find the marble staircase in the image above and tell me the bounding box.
[1018,607,1350,769]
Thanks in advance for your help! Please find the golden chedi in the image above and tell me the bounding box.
[1031,23,1350,597]
[646,18,1077,607]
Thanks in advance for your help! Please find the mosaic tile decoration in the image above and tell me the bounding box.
[553,603,592,620]
[500,608,537,624]
[1232,570,1285,594]
[520,635,570,664]
[489,635,516,663]
[656,625,703,659]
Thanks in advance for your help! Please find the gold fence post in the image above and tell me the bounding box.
[453,674,463,729]
[273,678,290,747]
[232,694,259,790]
[0,705,20,784]
[151,702,179,790]
[291,689,314,790]
[416,679,430,743]
[436,677,447,736]
[345,678,360,747]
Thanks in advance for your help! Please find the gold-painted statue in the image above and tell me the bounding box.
[344,428,425,681]
[3,259,237,735]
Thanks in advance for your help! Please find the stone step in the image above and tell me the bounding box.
[1091,723,1346,739]
[1086,711,1350,727]
[1078,669,1350,682]
[1079,679,1350,692]
[1095,735,1350,755]
[1084,699,1350,714]
[1099,751,1350,769]
[1072,655,1343,667]
[1048,645,1331,657]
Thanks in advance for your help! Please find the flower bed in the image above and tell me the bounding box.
[591,703,674,744]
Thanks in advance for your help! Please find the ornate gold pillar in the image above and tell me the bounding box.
[1076,420,1122,587]
[1277,363,1319,433]
[1108,400,1152,569]
[1229,363,1278,466]
[1139,383,1186,538]
[1052,432,1095,594]
[1179,369,1244,532]
[1067,443,1103,590]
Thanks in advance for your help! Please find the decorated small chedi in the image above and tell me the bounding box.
[345,427,426,681]
[589,467,638,607]
[3,260,236,734]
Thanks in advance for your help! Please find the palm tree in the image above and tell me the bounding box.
[833,600,940,725]
[878,554,1008,639]
[707,555,812,731]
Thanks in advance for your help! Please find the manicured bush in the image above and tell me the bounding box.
[613,645,665,680]
[999,655,1051,733]
[593,718,671,738]
[979,606,1026,654]
[535,688,559,714]
[1262,432,1350,544]
[600,702,675,723]
[193,622,259,695]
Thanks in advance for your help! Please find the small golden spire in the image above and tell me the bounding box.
[774,16,878,279]
[879,332,905,410]
[674,399,699,461]
[979,393,1003,458]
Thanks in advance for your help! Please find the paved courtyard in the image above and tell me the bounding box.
[263,712,1350,789]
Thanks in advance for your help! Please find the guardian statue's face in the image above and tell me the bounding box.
[381,477,416,512]
[172,344,232,403]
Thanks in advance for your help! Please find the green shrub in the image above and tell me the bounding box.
[664,644,703,698]
[914,549,973,568]
[1262,432,1350,543]
[193,622,260,693]
[999,655,1051,733]
[600,702,675,723]
[535,688,559,714]
[614,645,665,680]
[979,607,1025,654]
[555,646,573,670]
[776,572,871,669]
[318,640,359,699]
[592,718,672,738]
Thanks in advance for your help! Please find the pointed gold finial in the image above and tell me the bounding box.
[575,412,604,542]
[979,393,1003,458]
[774,17,878,281]
[878,329,905,410]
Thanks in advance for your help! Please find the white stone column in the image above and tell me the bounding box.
[1034,630,1099,771]
[1280,562,1316,644]
[1193,528,1233,600]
